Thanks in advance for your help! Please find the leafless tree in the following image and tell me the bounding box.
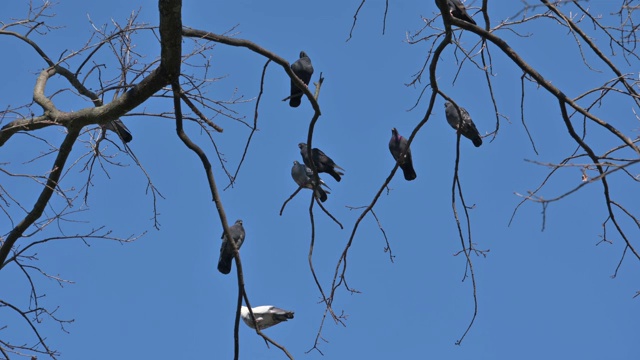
[0,0,321,358]
[312,0,640,351]
[1,0,639,359]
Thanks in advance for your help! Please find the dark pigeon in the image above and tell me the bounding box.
[217,219,245,275]
[102,119,133,143]
[289,51,314,107]
[444,102,482,147]
[291,160,330,202]
[447,0,477,25]
[241,305,294,330]
[298,143,344,182]
[389,128,417,181]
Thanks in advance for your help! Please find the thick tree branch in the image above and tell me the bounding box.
[181,28,321,116]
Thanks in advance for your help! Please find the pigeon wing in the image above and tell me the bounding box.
[460,109,482,147]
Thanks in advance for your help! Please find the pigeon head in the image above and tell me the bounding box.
[240,306,249,318]
[235,219,243,226]
[299,51,308,58]
[391,128,400,140]
[293,160,300,166]
[298,142,307,150]
[445,101,460,116]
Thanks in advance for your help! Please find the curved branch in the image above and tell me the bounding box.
[448,9,640,155]
[557,101,640,261]
[0,127,80,269]
[181,28,321,116]
[0,300,58,359]
[450,134,479,345]
[542,0,640,108]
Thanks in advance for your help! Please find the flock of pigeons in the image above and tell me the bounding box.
[95,0,479,332]
[216,0,481,332]
[289,0,482,192]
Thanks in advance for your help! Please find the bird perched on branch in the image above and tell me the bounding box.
[289,51,314,107]
[217,219,245,274]
[240,305,294,330]
[298,143,344,182]
[444,101,482,147]
[389,128,417,181]
[291,160,330,202]
[447,0,476,25]
[102,119,133,143]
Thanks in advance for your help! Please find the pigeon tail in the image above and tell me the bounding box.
[104,119,133,143]
[453,10,476,25]
[119,131,133,143]
[400,163,417,181]
[274,311,295,322]
[326,169,343,182]
[464,15,477,25]
[289,95,302,107]
[217,255,232,274]
[448,0,476,25]
[113,121,133,143]
[315,187,328,202]
[460,123,482,147]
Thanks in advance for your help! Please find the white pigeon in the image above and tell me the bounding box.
[240,305,294,330]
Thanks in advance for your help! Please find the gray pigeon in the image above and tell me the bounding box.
[298,143,344,182]
[289,51,314,107]
[445,102,482,147]
[217,219,245,275]
[291,160,330,202]
[447,0,477,25]
[102,119,133,143]
[389,128,417,181]
[240,305,294,330]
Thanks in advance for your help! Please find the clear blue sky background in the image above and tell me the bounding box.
[2,0,639,359]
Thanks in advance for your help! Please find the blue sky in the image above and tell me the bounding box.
[1,0,639,359]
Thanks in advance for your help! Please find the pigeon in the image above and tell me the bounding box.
[389,128,417,181]
[289,51,314,107]
[447,0,477,25]
[240,305,294,330]
[298,143,344,182]
[291,160,330,202]
[217,219,245,275]
[102,119,133,143]
[444,102,482,147]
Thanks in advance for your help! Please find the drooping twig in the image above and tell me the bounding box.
[225,59,271,190]
[450,133,479,346]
